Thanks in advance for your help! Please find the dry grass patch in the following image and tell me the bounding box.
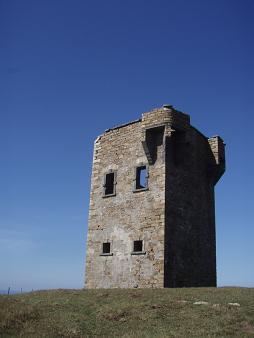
[0,288,253,337]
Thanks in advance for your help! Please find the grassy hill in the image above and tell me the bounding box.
[0,287,253,337]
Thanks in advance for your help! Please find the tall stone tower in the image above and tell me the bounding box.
[85,105,225,288]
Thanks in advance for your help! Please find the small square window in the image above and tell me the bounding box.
[135,166,148,190]
[102,242,111,254]
[133,240,143,252]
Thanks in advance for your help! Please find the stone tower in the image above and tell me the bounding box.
[85,105,225,288]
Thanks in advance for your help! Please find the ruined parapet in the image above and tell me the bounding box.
[142,104,190,130]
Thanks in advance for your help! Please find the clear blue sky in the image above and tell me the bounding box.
[0,0,253,291]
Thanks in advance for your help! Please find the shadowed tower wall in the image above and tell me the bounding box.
[85,105,225,288]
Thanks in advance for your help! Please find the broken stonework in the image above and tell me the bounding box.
[85,105,225,288]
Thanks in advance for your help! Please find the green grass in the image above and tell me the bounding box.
[0,288,254,337]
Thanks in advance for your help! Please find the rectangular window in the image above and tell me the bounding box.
[133,240,143,252]
[102,242,111,254]
[135,166,148,190]
[103,171,116,196]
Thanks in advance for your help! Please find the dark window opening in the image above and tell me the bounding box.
[133,240,143,252]
[104,172,115,196]
[135,166,147,190]
[102,242,111,254]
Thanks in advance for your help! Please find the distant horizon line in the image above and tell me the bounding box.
[1,285,254,295]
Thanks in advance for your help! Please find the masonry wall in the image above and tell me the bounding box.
[85,118,166,288]
[164,128,218,287]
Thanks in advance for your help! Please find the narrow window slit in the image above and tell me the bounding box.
[105,173,114,195]
[103,171,116,197]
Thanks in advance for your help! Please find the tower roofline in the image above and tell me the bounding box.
[102,105,190,136]
[104,118,141,134]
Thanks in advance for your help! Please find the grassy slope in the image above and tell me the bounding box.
[0,288,254,337]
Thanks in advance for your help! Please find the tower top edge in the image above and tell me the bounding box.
[100,105,190,136]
